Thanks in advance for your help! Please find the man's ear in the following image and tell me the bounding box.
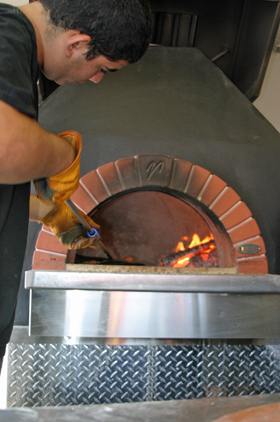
[65,32,91,58]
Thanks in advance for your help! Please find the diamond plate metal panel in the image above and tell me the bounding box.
[7,344,280,408]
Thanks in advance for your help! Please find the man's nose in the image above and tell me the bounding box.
[89,71,105,84]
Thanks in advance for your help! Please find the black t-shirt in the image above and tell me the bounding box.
[0,4,39,357]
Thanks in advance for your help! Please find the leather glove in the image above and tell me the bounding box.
[39,202,100,250]
[34,130,82,205]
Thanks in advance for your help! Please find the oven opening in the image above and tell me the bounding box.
[69,188,237,269]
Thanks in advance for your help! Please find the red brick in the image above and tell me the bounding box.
[169,158,193,192]
[97,162,125,195]
[186,165,211,198]
[71,184,98,214]
[136,154,174,187]
[228,218,260,244]
[35,231,67,255]
[199,175,227,206]
[210,187,240,217]
[115,157,139,189]
[237,257,268,274]
[32,251,66,270]
[41,225,52,233]
[81,170,110,203]
[220,202,252,230]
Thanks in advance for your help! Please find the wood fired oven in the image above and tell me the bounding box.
[20,46,280,342]
[7,3,280,409]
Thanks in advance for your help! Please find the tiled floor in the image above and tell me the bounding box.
[0,353,8,409]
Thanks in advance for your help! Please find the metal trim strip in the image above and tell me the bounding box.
[25,269,280,293]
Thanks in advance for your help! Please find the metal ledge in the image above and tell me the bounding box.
[25,268,280,294]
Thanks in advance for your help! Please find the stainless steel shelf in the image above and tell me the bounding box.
[25,269,280,293]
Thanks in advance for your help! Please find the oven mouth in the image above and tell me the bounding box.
[70,186,236,268]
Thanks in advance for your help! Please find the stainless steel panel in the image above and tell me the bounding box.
[25,270,280,293]
[30,289,280,338]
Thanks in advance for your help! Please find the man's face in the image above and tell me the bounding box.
[43,51,128,85]
[60,55,127,85]
[41,30,129,85]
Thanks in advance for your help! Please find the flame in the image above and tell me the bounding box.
[173,233,214,253]
[189,233,214,248]
[174,241,185,253]
[172,233,216,268]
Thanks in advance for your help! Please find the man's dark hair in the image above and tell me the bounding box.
[39,0,152,63]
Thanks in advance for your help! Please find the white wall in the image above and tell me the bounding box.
[254,30,280,133]
[4,0,28,5]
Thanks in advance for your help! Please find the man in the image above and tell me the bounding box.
[0,0,152,370]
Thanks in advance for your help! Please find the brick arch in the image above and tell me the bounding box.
[32,154,268,274]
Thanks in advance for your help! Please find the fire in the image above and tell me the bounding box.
[160,233,218,268]
[174,236,189,252]
[174,233,214,254]
[175,241,185,252]
[188,233,213,249]
[175,243,216,267]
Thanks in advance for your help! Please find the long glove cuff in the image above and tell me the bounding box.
[34,130,82,204]
[50,131,82,179]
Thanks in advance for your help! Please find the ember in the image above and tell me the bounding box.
[159,234,218,268]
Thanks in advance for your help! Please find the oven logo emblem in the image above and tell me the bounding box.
[238,244,262,255]
[147,161,164,180]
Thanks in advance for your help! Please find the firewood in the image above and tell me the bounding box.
[159,240,216,267]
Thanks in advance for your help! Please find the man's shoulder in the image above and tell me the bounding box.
[0,3,35,40]
[0,2,16,13]
[0,3,38,119]
[0,3,37,63]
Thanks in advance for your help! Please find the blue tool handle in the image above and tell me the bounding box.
[87,228,99,238]
[66,198,113,259]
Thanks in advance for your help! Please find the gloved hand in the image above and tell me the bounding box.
[34,130,82,205]
[39,202,100,250]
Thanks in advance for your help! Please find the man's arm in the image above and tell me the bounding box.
[0,99,75,184]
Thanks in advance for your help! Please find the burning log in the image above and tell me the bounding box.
[159,240,216,267]
[188,249,219,267]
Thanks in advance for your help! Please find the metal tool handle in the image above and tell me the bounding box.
[66,199,113,260]
[66,199,93,233]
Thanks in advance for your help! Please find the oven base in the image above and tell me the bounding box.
[6,329,280,408]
